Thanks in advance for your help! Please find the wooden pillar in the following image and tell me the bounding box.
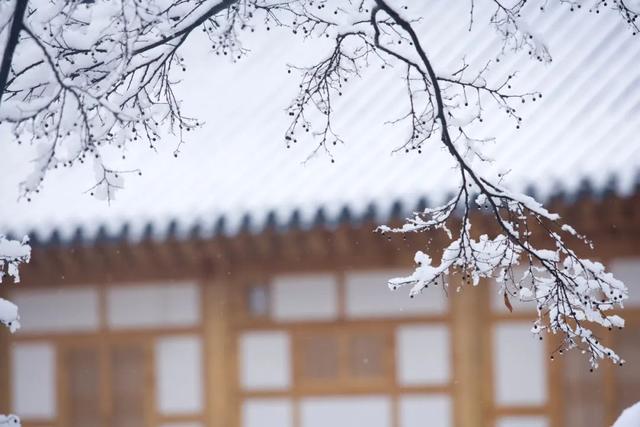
[0,329,10,415]
[0,285,12,415]
[203,277,234,427]
[452,283,487,427]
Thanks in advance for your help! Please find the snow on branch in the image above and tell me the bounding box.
[0,415,20,426]
[0,237,27,424]
[379,175,627,368]
[365,0,628,368]
[0,235,29,332]
[0,235,30,284]
[272,0,631,367]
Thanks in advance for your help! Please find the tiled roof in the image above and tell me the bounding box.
[1,1,639,245]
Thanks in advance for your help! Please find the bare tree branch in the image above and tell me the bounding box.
[0,0,27,106]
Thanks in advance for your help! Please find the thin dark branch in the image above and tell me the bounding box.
[0,0,28,109]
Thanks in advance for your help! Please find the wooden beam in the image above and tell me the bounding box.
[0,286,11,414]
[451,280,486,427]
[203,277,233,427]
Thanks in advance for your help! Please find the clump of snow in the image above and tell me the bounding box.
[0,235,31,283]
[0,235,30,332]
[0,299,20,333]
[613,401,640,427]
[0,414,20,426]
[0,238,25,422]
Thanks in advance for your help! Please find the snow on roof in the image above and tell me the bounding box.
[1,1,639,244]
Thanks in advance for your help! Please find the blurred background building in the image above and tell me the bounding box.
[1,1,639,427]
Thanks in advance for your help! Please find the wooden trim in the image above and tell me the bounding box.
[57,341,69,427]
[240,385,453,399]
[11,327,202,342]
[204,278,233,427]
[227,276,243,427]
[156,414,206,423]
[481,283,495,427]
[0,286,12,415]
[145,338,156,427]
[546,333,563,427]
[292,397,300,427]
[492,406,550,416]
[452,281,486,427]
[235,315,451,330]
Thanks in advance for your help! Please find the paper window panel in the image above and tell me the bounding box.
[399,394,452,427]
[345,271,448,317]
[107,282,200,329]
[493,322,547,406]
[396,324,450,385]
[300,396,391,427]
[11,342,56,419]
[243,398,293,427]
[12,287,100,333]
[155,335,203,414]
[271,274,338,321]
[240,331,291,390]
[495,416,549,427]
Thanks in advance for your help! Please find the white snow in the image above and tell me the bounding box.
[613,401,640,427]
[0,235,31,283]
[0,235,30,332]
[0,1,638,242]
[0,415,20,426]
[0,298,20,333]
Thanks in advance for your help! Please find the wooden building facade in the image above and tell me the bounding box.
[1,192,639,427]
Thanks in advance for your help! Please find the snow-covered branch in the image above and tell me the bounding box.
[0,415,20,426]
[271,0,631,367]
[0,236,28,424]
[368,0,629,368]
[379,178,628,368]
[0,235,29,332]
[0,235,29,283]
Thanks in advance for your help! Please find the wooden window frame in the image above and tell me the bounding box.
[7,281,207,427]
[233,270,456,427]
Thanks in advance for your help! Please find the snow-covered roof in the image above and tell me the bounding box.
[1,1,639,245]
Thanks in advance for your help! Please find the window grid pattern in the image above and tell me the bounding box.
[237,271,454,427]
